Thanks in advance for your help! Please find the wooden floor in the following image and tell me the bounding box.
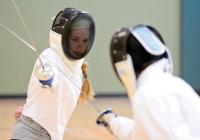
[0,97,132,140]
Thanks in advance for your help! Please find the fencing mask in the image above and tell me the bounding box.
[110,24,172,98]
[51,7,95,60]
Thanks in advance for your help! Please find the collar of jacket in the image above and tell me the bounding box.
[137,58,173,88]
[49,30,84,74]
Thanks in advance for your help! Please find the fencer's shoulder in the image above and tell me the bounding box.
[171,75,196,92]
[40,48,56,56]
[136,73,172,97]
[39,48,60,62]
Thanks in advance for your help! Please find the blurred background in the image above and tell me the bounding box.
[0,0,199,96]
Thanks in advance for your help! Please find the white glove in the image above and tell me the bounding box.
[34,62,54,87]
[96,108,117,133]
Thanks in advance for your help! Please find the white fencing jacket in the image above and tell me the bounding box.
[22,30,84,140]
[110,58,200,140]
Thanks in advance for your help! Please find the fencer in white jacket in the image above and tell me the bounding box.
[96,24,200,140]
[11,7,95,140]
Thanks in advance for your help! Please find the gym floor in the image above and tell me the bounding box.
[0,96,132,140]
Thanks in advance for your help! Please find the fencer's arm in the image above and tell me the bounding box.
[96,108,134,140]
[14,106,23,120]
[34,59,55,87]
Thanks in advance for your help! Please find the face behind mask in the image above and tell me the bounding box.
[51,7,95,60]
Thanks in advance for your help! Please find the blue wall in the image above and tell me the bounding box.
[182,0,200,90]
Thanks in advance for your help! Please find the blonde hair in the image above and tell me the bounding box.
[79,62,95,103]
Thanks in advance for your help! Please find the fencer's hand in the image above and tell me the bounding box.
[96,108,117,133]
[14,106,23,120]
[34,62,54,87]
